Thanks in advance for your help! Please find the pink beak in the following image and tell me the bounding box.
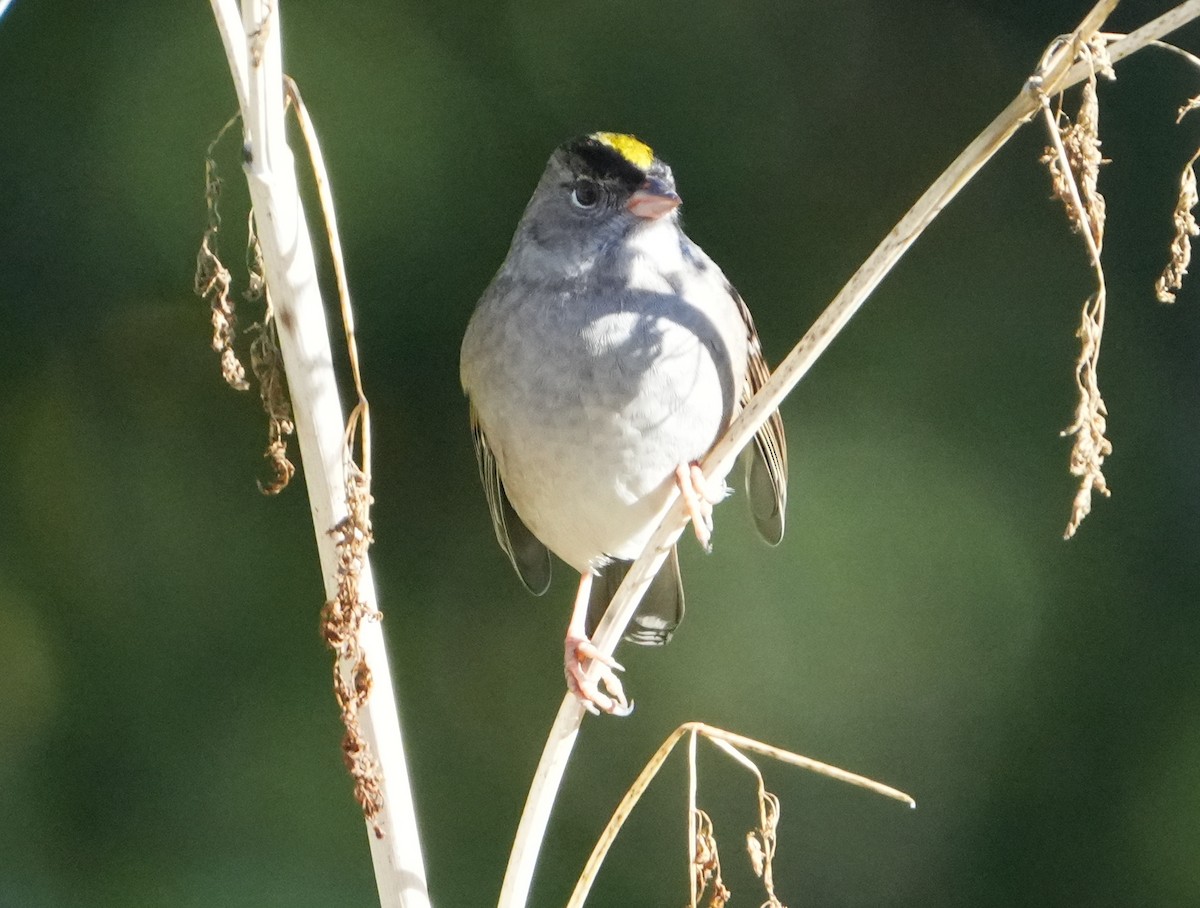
[626,177,681,220]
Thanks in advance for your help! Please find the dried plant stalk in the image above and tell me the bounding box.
[248,316,297,494]
[1040,42,1113,248]
[1038,40,1114,538]
[690,809,730,908]
[1148,31,1200,301]
[504,7,1200,908]
[1156,83,1200,303]
[195,125,298,493]
[207,1,429,906]
[708,736,786,908]
[321,464,385,833]
[280,74,386,831]
[194,116,250,392]
[245,220,298,493]
[1156,151,1200,302]
[745,791,783,907]
[564,723,913,908]
[1061,289,1112,538]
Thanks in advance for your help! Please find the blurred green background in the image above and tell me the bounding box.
[2,1,1199,905]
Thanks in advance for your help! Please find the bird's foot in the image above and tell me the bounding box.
[675,462,727,552]
[565,635,633,717]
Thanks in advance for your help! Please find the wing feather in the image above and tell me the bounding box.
[729,283,788,545]
[469,407,553,594]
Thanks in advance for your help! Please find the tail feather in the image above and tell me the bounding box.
[585,547,684,646]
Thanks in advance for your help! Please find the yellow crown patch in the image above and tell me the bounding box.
[592,132,654,171]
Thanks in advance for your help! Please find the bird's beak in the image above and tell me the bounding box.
[626,176,681,220]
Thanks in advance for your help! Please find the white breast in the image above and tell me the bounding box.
[464,219,747,572]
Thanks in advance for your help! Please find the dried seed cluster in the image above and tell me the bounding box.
[321,465,385,837]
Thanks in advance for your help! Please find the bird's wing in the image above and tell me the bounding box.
[469,406,553,595]
[730,282,788,545]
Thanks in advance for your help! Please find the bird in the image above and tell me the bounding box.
[460,132,787,715]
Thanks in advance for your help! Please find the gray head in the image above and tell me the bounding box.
[506,132,682,277]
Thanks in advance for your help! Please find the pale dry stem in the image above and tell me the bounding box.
[286,76,373,476]
[1144,37,1200,301]
[1156,150,1200,302]
[208,2,430,901]
[1038,39,1114,538]
[321,464,385,836]
[200,87,381,832]
[743,761,783,908]
[745,791,783,908]
[709,736,786,908]
[508,7,1200,908]
[1061,290,1112,539]
[1155,48,1200,303]
[691,809,730,908]
[1042,79,1109,248]
[282,78,386,830]
[1178,93,1200,121]
[564,723,913,908]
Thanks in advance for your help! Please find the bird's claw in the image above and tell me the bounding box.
[675,462,726,552]
[565,635,633,717]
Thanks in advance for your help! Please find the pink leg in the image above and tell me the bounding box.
[675,462,724,552]
[563,571,632,716]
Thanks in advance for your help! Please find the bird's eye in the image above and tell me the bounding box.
[570,180,601,209]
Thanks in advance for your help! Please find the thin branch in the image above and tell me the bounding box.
[564,723,913,908]
[500,3,1200,907]
[284,77,372,477]
[209,0,249,121]
[1150,38,1200,303]
[206,3,430,907]
[1156,146,1200,302]
[688,728,700,908]
[1103,0,1200,69]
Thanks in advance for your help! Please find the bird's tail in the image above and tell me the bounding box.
[585,546,684,646]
